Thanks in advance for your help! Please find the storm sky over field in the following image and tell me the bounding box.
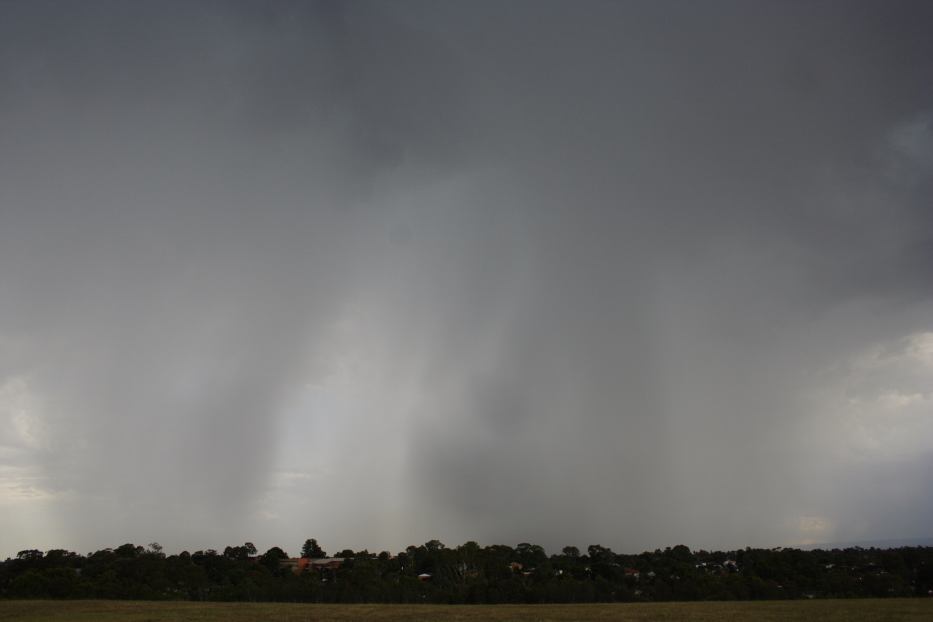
[1,0,932,558]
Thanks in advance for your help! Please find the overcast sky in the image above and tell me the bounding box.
[1,0,932,559]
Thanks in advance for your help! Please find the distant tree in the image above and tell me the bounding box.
[44,549,78,566]
[2,539,932,604]
[10,570,50,598]
[301,538,326,558]
[260,547,289,572]
[223,543,258,561]
[670,544,694,563]
[516,542,547,567]
[115,543,144,558]
[16,550,44,561]
[587,544,613,561]
[458,541,481,568]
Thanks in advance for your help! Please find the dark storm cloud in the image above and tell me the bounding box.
[392,0,933,550]
[0,0,472,551]
[0,1,932,556]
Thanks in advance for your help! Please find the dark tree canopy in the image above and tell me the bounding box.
[301,539,326,559]
[2,540,931,603]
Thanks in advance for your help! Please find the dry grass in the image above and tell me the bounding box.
[0,599,931,621]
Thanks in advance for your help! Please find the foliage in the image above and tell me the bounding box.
[1,539,932,604]
[300,539,326,559]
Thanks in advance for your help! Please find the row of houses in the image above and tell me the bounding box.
[278,557,434,582]
[276,556,744,583]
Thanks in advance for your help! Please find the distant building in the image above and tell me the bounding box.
[281,557,345,574]
[310,558,345,571]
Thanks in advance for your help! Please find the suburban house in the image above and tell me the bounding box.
[281,557,346,574]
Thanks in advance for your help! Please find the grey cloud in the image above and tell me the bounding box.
[1,1,932,557]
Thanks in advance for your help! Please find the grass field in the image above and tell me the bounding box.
[1,599,931,621]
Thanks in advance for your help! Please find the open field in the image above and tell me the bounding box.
[0,599,932,621]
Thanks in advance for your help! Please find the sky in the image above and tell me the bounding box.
[1,0,932,559]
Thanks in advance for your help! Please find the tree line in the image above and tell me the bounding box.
[2,539,932,603]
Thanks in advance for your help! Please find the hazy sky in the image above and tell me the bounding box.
[1,0,932,559]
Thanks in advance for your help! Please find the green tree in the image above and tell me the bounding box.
[260,547,289,573]
[16,549,43,562]
[301,538,326,558]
